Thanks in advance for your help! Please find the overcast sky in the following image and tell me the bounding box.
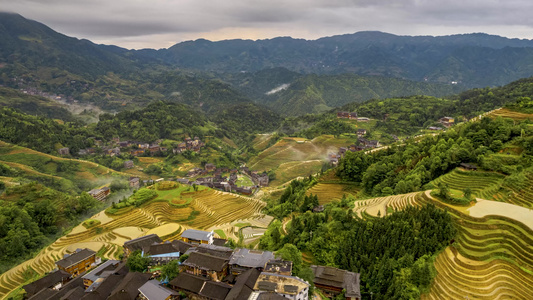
[2,0,533,50]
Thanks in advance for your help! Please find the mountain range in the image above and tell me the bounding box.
[2,12,533,118]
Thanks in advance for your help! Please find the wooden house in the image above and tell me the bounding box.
[181,229,214,245]
[182,251,229,281]
[311,265,361,300]
[55,248,96,277]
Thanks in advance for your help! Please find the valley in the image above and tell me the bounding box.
[0,12,533,300]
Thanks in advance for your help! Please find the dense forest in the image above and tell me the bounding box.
[336,117,532,196]
[0,181,102,273]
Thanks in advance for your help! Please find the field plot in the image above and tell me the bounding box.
[270,160,323,186]
[488,108,533,121]
[431,169,504,200]
[353,192,420,217]
[306,183,361,205]
[417,192,533,300]
[468,199,533,230]
[494,173,533,208]
[248,135,354,186]
[0,185,267,299]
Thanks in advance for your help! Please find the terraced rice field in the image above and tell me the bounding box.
[353,192,420,217]
[416,192,533,300]
[248,135,353,179]
[306,183,361,205]
[270,160,323,186]
[431,169,504,200]
[494,173,533,208]
[0,186,267,299]
[488,108,533,121]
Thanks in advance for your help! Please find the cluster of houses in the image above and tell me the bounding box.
[182,165,269,195]
[336,111,370,122]
[428,117,455,131]
[23,229,361,300]
[329,136,382,166]
[62,137,206,159]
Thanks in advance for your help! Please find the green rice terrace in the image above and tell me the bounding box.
[0,181,271,299]
[350,189,533,299]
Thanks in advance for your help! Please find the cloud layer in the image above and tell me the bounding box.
[2,0,532,49]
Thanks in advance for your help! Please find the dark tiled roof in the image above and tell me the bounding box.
[213,238,227,246]
[59,286,85,300]
[225,268,260,300]
[56,248,96,269]
[264,260,292,274]
[171,240,194,253]
[146,243,179,255]
[199,281,232,300]
[195,244,233,259]
[124,234,162,252]
[311,265,361,298]
[108,272,151,300]
[169,272,208,294]
[81,274,126,299]
[23,269,71,297]
[82,260,120,283]
[183,252,228,272]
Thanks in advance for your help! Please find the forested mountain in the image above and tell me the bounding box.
[0,87,75,120]
[138,31,533,88]
[283,76,533,138]
[0,12,141,79]
[240,71,465,116]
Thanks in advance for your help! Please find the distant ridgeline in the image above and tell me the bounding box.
[282,76,533,138]
[2,12,533,116]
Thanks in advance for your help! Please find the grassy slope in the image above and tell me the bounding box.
[0,140,129,192]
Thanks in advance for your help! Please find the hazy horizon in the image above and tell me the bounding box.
[2,0,533,50]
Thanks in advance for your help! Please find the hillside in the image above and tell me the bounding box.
[0,87,74,121]
[224,69,466,116]
[0,12,139,79]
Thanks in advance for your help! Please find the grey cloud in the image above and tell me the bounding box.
[1,0,532,49]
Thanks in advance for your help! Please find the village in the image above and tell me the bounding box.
[331,112,455,166]
[87,163,270,203]
[21,229,361,300]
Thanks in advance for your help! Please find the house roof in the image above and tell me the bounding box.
[82,273,127,300]
[264,259,292,274]
[124,234,162,252]
[146,243,179,256]
[195,244,233,258]
[59,286,85,300]
[171,240,194,253]
[23,269,71,297]
[56,248,96,269]
[169,272,208,294]
[254,272,309,295]
[82,260,120,283]
[138,279,179,300]
[230,248,275,269]
[183,251,229,272]
[225,268,261,300]
[181,229,212,241]
[311,265,361,298]
[108,272,151,300]
[199,281,232,300]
